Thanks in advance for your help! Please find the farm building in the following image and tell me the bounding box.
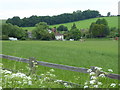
[49,28,64,40]
[55,33,64,40]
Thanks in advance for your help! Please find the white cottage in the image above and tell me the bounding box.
[55,34,64,40]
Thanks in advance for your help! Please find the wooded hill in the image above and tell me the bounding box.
[6,10,101,27]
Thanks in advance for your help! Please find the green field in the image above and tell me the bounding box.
[2,40,118,71]
[22,16,118,31]
[2,40,118,85]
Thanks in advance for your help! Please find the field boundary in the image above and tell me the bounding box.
[0,54,120,80]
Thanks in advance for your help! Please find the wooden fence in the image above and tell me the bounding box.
[0,54,120,80]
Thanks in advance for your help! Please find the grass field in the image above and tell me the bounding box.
[2,40,118,87]
[2,40,118,72]
[22,16,118,31]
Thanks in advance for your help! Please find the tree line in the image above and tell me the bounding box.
[1,18,119,40]
[6,10,101,27]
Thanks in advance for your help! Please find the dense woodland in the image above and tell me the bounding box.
[6,10,101,27]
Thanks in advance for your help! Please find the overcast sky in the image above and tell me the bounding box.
[0,0,119,19]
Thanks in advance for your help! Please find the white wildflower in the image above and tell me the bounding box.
[64,83,68,86]
[32,61,35,63]
[66,85,72,88]
[108,69,113,72]
[90,80,96,84]
[110,83,116,87]
[11,73,26,78]
[0,86,2,90]
[47,72,50,74]
[17,81,22,84]
[99,74,105,77]
[44,77,50,81]
[4,75,8,78]
[95,67,102,70]
[23,81,28,84]
[94,85,98,88]
[119,84,120,86]
[0,63,3,66]
[87,69,92,73]
[84,85,88,88]
[84,82,88,85]
[90,72,95,76]
[41,74,44,76]
[50,69,55,72]
[55,80,62,82]
[91,76,97,80]
[98,82,102,85]
[26,76,31,80]
[49,74,56,77]
[28,81,32,85]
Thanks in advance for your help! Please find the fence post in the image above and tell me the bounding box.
[29,57,37,75]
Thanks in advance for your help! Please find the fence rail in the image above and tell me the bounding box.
[0,54,120,80]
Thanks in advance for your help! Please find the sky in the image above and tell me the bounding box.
[0,0,119,19]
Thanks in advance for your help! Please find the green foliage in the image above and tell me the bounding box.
[6,16,23,27]
[57,25,68,31]
[66,23,81,40]
[32,22,55,40]
[89,19,110,38]
[2,23,27,40]
[108,27,119,38]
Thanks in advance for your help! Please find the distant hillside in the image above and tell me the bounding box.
[50,16,118,29]
[22,16,118,31]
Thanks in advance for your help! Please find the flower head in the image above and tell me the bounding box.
[28,81,32,85]
[94,85,98,88]
[108,69,113,72]
[87,69,92,73]
[95,67,102,70]
[90,72,95,76]
[99,74,105,77]
[50,69,55,72]
[110,83,116,87]
[98,82,102,85]
[90,80,96,84]
[84,85,88,88]
[91,76,97,80]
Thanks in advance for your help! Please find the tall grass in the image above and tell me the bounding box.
[2,40,118,73]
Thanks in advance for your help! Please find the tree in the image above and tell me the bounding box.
[6,16,23,27]
[107,12,111,17]
[71,23,77,30]
[66,23,81,40]
[32,22,55,40]
[57,25,68,31]
[89,19,109,38]
[2,23,27,40]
